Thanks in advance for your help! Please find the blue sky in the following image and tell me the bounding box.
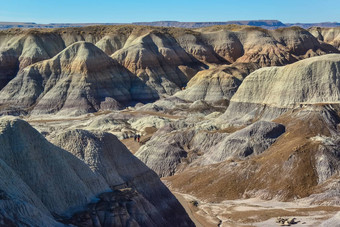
[0,0,339,24]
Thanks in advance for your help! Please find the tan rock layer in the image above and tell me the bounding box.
[0,41,159,115]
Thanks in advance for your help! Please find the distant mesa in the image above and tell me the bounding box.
[0,20,340,30]
[132,20,287,29]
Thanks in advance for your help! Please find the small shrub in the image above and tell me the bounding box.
[190,200,199,207]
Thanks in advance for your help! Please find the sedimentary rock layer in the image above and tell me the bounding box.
[221,54,340,123]
[175,63,259,102]
[0,41,158,115]
[0,25,339,114]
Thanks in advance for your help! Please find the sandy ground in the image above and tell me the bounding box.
[167,188,340,227]
[173,192,213,227]
[121,127,156,153]
[121,137,141,154]
[120,109,183,119]
[26,109,174,140]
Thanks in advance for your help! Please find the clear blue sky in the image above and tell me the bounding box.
[0,0,339,24]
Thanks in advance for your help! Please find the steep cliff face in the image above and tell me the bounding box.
[0,117,194,226]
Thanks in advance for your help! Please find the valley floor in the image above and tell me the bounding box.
[167,188,340,227]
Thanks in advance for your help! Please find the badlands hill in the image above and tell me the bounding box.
[0,116,193,226]
[222,54,340,123]
[0,25,339,225]
[137,54,340,205]
[0,41,158,115]
[0,25,339,115]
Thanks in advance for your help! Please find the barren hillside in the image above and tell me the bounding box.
[0,25,339,115]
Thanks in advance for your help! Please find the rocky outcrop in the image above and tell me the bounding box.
[0,117,194,226]
[221,54,340,124]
